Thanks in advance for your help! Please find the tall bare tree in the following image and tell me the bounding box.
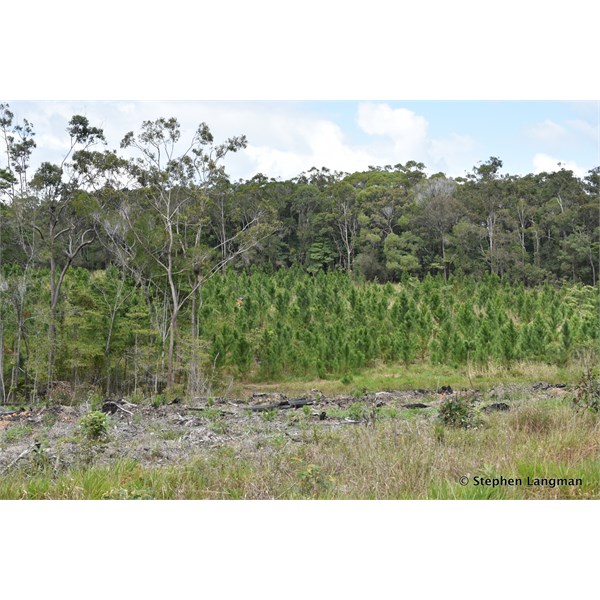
[119,117,272,389]
[28,116,106,385]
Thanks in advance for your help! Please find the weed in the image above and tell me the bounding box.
[348,402,369,422]
[297,462,330,497]
[201,408,222,421]
[79,411,110,441]
[260,409,278,422]
[574,368,600,413]
[438,394,477,428]
[151,394,167,408]
[433,422,445,443]
[270,433,287,449]
[130,390,145,405]
[3,425,33,444]
[159,430,182,441]
[208,419,229,435]
[87,389,104,411]
[42,412,58,428]
[376,406,399,420]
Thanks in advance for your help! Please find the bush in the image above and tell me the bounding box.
[151,394,167,408]
[438,395,477,428]
[47,381,74,406]
[79,411,110,441]
[348,402,369,422]
[574,369,600,413]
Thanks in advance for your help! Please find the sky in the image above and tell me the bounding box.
[4,100,598,183]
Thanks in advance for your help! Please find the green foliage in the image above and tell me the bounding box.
[79,411,110,441]
[151,394,167,408]
[574,369,600,413]
[0,263,597,397]
[0,102,598,401]
[3,424,33,444]
[438,395,477,428]
[260,409,278,422]
[348,402,369,421]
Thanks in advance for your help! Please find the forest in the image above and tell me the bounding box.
[0,103,598,403]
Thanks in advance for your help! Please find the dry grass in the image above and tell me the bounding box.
[1,398,598,499]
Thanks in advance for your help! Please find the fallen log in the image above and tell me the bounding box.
[244,398,315,412]
[186,407,233,417]
[287,398,314,408]
[244,402,286,412]
[101,401,133,416]
[482,402,510,413]
[0,409,19,417]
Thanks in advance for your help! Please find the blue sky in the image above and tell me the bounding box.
[5,100,598,182]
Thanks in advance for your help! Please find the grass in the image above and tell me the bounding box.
[1,395,598,499]
[233,360,583,398]
[2,424,33,444]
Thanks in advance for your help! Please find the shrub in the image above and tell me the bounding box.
[438,395,476,428]
[151,394,167,408]
[574,369,600,413]
[79,411,110,441]
[348,402,368,422]
[47,381,74,406]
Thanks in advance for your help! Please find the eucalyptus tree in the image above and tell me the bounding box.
[327,181,359,273]
[0,104,37,400]
[27,116,108,385]
[415,176,460,281]
[119,117,271,390]
[455,157,507,276]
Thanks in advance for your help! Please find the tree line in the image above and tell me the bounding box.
[0,104,598,401]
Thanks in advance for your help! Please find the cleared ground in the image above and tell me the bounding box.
[1,381,598,499]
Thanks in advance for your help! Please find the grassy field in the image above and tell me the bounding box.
[233,360,584,398]
[1,377,598,499]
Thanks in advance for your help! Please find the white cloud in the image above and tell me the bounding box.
[532,153,586,178]
[357,103,429,159]
[244,104,478,180]
[5,101,481,181]
[356,103,478,176]
[244,119,379,179]
[526,120,567,144]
